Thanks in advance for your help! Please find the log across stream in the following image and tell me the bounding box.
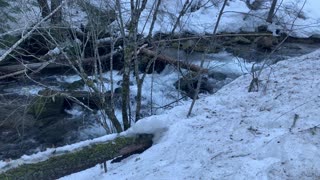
[0,134,153,180]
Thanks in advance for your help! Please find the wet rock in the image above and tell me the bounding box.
[174,72,214,98]
[61,80,85,91]
[138,55,166,74]
[28,89,65,119]
[256,25,269,33]
[255,36,278,50]
[208,71,228,81]
[114,87,122,94]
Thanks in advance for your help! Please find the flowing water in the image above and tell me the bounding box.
[0,42,319,160]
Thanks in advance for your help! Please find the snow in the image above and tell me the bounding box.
[1,0,320,40]
[136,0,320,37]
[59,49,320,179]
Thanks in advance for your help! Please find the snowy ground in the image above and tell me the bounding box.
[58,49,320,179]
[2,0,320,40]
[136,0,320,37]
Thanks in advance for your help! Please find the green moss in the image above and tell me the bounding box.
[27,90,65,119]
[61,80,85,91]
[0,135,153,180]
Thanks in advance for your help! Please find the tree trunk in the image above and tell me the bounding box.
[51,0,63,24]
[266,0,278,23]
[121,45,132,131]
[37,0,50,18]
[0,51,119,75]
[0,134,153,180]
[188,0,228,117]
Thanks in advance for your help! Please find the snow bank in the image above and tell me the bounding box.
[137,0,320,38]
[62,49,320,179]
[3,0,320,42]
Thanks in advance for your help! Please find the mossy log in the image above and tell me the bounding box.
[0,134,153,180]
[0,50,120,74]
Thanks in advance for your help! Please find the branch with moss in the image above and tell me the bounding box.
[0,134,153,180]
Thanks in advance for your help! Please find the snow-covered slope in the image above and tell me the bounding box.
[4,0,320,39]
[136,0,320,37]
[61,49,320,179]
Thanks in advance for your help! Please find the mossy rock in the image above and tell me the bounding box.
[61,80,85,91]
[255,36,278,50]
[231,36,252,45]
[28,89,65,119]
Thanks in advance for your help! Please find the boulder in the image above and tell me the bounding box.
[28,89,65,119]
[255,36,278,50]
[174,73,214,98]
[61,80,85,91]
[256,25,269,33]
[208,71,228,81]
[138,55,166,74]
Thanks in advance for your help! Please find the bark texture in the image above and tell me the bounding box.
[0,134,153,180]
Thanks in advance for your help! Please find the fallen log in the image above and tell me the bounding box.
[0,51,120,74]
[0,134,153,180]
[140,48,208,73]
[0,69,26,80]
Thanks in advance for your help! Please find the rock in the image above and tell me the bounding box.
[61,80,85,91]
[232,36,252,45]
[256,25,269,32]
[138,55,166,74]
[255,36,277,50]
[28,89,65,119]
[182,39,196,53]
[114,87,122,94]
[208,71,228,81]
[174,73,214,98]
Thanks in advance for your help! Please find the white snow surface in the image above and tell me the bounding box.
[135,0,320,37]
[3,0,320,38]
[58,49,320,179]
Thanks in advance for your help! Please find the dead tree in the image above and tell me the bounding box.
[266,0,278,23]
